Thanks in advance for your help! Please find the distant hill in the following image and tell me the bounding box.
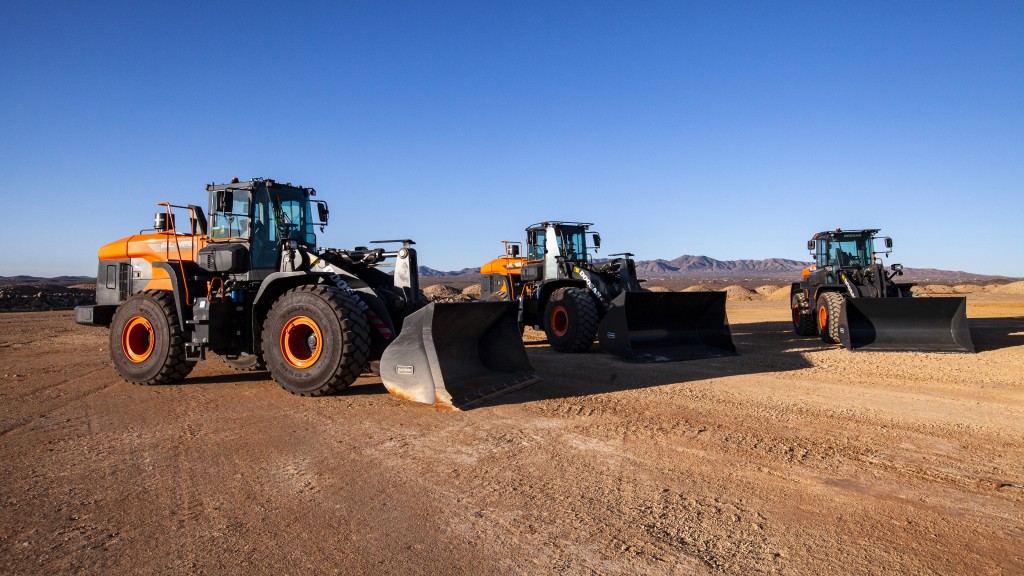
[422,255,1015,283]
[4,256,1015,289]
[417,267,480,278]
[0,275,94,287]
[636,255,810,277]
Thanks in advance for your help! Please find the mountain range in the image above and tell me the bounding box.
[419,255,1014,283]
[2,256,1014,287]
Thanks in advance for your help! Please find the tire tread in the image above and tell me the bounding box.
[110,289,194,385]
[792,292,817,336]
[263,284,370,396]
[818,291,844,344]
[545,287,600,353]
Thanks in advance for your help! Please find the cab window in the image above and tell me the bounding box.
[528,229,545,260]
[209,191,252,239]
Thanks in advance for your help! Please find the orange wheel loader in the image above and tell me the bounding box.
[76,178,537,409]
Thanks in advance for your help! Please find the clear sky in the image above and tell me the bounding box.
[2,1,1022,277]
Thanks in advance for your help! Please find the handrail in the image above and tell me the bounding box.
[157,202,195,306]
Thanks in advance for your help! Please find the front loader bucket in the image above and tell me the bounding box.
[380,302,539,409]
[598,291,737,362]
[839,297,974,352]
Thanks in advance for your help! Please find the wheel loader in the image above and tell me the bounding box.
[479,221,736,361]
[74,178,537,409]
[790,228,973,352]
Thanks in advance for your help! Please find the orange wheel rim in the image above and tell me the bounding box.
[281,316,323,369]
[122,316,154,363]
[551,306,569,337]
[818,305,828,329]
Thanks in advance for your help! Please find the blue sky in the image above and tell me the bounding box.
[2,1,1022,277]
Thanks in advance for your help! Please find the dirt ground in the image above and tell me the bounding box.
[1,295,1022,575]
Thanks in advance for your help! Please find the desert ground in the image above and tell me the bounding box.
[1,293,1022,575]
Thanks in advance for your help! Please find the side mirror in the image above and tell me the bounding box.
[510,244,520,258]
[885,237,893,249]
[807,240,815,251]
[316,201,329,225]
[593,233,602,248]
[216,190,234,213]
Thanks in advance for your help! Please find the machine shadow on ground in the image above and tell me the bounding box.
[968,317,1024,352]
[178,317,1022,406]
[486,320,817,407]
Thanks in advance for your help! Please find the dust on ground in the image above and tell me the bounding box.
[1,295,1022,574]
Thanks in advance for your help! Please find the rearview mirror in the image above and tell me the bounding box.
[510,244,520,258]
[885,237,893,249]
[807,240,815,251]
[593,233,601,248]
[316,201,329,224]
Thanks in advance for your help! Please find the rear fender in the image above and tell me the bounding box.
[152,261,193,332]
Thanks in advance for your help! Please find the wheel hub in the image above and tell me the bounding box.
[122,316,154,363]
[551,306,569,337]
[281,316,323,369]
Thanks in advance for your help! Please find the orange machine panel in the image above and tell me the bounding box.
[98,233,208,263]
[481,256,526,276]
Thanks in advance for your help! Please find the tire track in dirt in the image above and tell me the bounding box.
[0,377,119,438]
[3,303,1024,574]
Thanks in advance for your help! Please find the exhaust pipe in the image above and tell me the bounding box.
[839,297,974,352]
[598,291,737,362]
[380,302,539,409]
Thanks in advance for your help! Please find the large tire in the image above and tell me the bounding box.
[791,292,817,336]
[543,287,599,353]
[816,291,844,344]
[223,353,266,371]
[262,285,370,396]
[109,290,195,385]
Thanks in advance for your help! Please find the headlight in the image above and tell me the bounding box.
[891,263,903,272]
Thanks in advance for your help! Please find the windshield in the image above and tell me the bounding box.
[555,225,587,261]
[262,187,316,247]
[819,234,873,268]
[209,190,252,239]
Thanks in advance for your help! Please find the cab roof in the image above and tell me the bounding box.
[812,228,880,240]
[525,221,594,231]
[205,177,314,196]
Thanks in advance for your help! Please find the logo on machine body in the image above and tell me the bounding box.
[573,267,608,307]
[395,365,415,375]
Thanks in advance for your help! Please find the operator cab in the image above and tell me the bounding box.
[525,221,600,280]
[205,178,328,277]
[811,229,891,270]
